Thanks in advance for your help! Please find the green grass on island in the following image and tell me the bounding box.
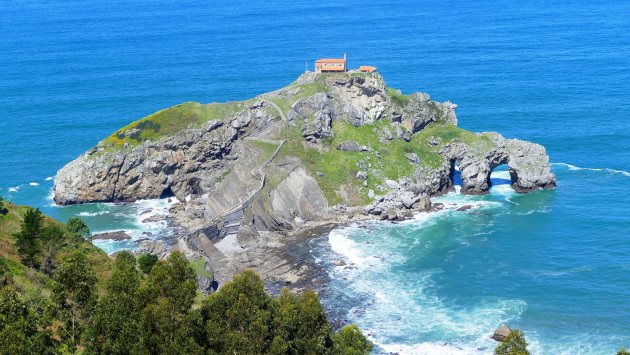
[278,120,495,206]
[100,100,255,151]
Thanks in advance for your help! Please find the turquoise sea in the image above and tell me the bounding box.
[1,1,629,353]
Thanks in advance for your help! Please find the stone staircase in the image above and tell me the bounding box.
[207,99,287,246]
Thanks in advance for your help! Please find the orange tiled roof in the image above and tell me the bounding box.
[316,58,346,63]
[359,65,377,73]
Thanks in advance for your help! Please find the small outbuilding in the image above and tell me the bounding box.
[359,65,377,73]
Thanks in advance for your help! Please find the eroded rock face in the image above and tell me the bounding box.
[288,93,333,141]
[270,166,329,223]
[399,92,458,133]
[329,75,389,125]
[54,103,273,205]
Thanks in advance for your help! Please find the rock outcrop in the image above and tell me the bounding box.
[54,102,274,205]
[54,71,556,283]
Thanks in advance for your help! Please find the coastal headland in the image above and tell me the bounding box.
[53,71,556,289]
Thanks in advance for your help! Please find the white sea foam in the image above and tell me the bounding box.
[77,211,110,217]
[45,176,54,181]
[552,162,630,177]
[8,186,20,192]
[29,182,39,186]
[323,194,530,355]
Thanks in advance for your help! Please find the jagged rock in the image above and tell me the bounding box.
[335,259,346,267]
[491,325,512,342]
[329,75,389,125]
[136,240,169,259]
[401,194,416,209]
[457,205,473,211]
[356,171,368,180]
[399,93,458,133]
[53,103,269,204]
[336,141,368,152]
[142,214,166,223]
[289,93,333,141]
[403,131,412,142]
[440,133,557,195]
[415,194,432,211]
[405,152,420,163]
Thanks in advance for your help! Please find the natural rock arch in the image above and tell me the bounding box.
[444,135,556,195]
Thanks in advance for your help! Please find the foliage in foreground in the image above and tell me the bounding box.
[0,250,372,354]
[494,328,529,355]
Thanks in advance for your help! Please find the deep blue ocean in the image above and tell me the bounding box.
[1,1,629,353]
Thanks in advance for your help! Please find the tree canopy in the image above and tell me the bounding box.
[494,329,530,355]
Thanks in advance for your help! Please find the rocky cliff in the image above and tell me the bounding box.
[54,72,556,280]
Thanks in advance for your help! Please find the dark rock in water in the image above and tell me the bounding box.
[491,325,512,342]
[142,214,166,223]
[433,202,445,210]
[92,231,131,241]
[457,205,473,211]
[414,194,432,211]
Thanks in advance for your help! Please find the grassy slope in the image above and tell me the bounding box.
[0,202,112,294]
[99,100,255,151]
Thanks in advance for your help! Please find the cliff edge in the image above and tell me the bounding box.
[54,72,556,280]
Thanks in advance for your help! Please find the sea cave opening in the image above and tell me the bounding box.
[160,186,175,199]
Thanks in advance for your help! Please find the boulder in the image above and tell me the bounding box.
[403,131,412,142]
[491,325,512,342]
[405,152,420,163]
[336,141,368,152]
[356,171,368,180]
[401,194,416,209]
[415,194,432,211]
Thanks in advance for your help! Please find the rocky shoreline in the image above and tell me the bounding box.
[53,71,556,290]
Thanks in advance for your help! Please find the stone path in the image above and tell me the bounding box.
[210,99,287,242]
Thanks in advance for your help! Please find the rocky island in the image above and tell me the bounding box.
[54,72,556,287]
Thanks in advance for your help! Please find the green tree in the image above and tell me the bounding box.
[201,269,273,354]
[0,286,57,354]
[332,324,373,355]
[0,258,12,287]
[13,208,44,267]
[137,253,158,274]
[40,224,65,276]
[0,196,7,215]
[66,217,90,238]
[494,329,530,355]
[85,251,142,354]
[618,348,630,355]
[52,251,98,351]
[136,251,202,354]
